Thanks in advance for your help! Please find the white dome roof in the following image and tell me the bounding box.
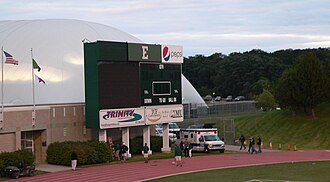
[0,19,205,106]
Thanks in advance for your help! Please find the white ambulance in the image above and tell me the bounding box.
[179,128,225,153]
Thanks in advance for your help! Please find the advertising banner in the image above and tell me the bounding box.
[99,107,145,129]
[161,45,183,64]
[145,105,183,125]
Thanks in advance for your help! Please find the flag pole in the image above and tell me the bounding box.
[1,47,4,129]
[31,48,36,127]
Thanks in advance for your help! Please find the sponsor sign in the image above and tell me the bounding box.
[99,108,145,129]
[145,105,183,125]
[161,45,183,64]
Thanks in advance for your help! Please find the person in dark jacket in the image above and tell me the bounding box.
[114,143,121,161]
[184,139,189,157]
[71,150,78,171]
[120,142,129,162]
[257,136,262,153]
[248,135,257,154]
[239,135,246,150]
[142,143,150,163]
[188,142,193,158]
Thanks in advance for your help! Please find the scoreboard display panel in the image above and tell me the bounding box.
[98,61,140,109]
[140,63,181,106]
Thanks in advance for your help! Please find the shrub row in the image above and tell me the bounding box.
[47,136,164,166]
[0,150,34,169]
[46,140,111,166]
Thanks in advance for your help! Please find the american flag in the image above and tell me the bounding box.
[3,51,19,65]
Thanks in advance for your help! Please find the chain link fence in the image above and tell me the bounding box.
[180,101,257,145]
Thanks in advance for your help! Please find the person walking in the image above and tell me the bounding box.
[174,144,183,167]
[257,136,262,153]
[184,139,189,157]
[114,142,121,161]
[239,135,246,150]
[142,143,150,163]
[248,135,257,154]
[120,142,129,162]
[107,137,114,161]
[71,150,78,171]
[179,141,184,156]
[188,142,193,158]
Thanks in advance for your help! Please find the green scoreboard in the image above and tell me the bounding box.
[84,41,183,129]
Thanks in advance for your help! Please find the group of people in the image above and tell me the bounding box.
[173,140,193,167]
[239,134,262,154]
[109,138,150,164]
[180,140,193,158]
[111,141,129,162]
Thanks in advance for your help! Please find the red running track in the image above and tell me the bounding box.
[12,150,330,182]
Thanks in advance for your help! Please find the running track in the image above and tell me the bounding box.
[12,150,330,182]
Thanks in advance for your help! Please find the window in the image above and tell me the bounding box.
[204,135,220,141]
[152,81,171,96]
[21,131,33,153]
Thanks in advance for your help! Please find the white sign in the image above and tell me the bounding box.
[99,108,145,129]
[161,45,183,64]
[145,105,183,125]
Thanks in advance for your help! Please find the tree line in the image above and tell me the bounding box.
[182,48,330,117]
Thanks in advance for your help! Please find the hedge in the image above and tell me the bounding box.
[46,140,111,166]
[0,149,34,169]
[47,136,163,166]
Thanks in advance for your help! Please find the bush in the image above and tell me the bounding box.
[0,158,4,170]
[0,149,34,168]
[15,149,34,165]
[47,140,112,166]
[150,136,163,152]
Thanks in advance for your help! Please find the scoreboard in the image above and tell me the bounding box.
[84,41,183,129]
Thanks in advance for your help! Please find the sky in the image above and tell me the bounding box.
[1,0,330,56]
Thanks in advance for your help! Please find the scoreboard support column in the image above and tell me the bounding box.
[143,125,152,154]
[122,127,131,158]
[161,123,171,153]
[98,129,107,142]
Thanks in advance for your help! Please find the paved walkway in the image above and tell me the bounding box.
[11,148,330,182]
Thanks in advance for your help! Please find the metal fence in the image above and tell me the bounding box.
[183,101,257,119]
[180,101,257,145]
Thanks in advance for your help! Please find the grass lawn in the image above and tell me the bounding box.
[147,160,330,182]
[182,102,330,150]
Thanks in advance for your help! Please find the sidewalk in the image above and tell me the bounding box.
[226,144,280,153]
[35,164,71,173]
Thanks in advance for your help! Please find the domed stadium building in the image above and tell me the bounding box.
[0,19,205,163]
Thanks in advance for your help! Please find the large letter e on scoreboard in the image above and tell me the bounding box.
[142,46,148,60]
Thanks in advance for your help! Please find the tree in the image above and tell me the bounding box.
[255,89,276,111]
[275,67,300,116]
[294,53,327,118]
[276,53,328,118]
[322,54,330,101]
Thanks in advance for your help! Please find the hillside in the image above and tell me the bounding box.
[233,103,330,150]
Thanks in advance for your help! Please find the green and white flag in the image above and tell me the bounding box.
[33,58,41,72]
